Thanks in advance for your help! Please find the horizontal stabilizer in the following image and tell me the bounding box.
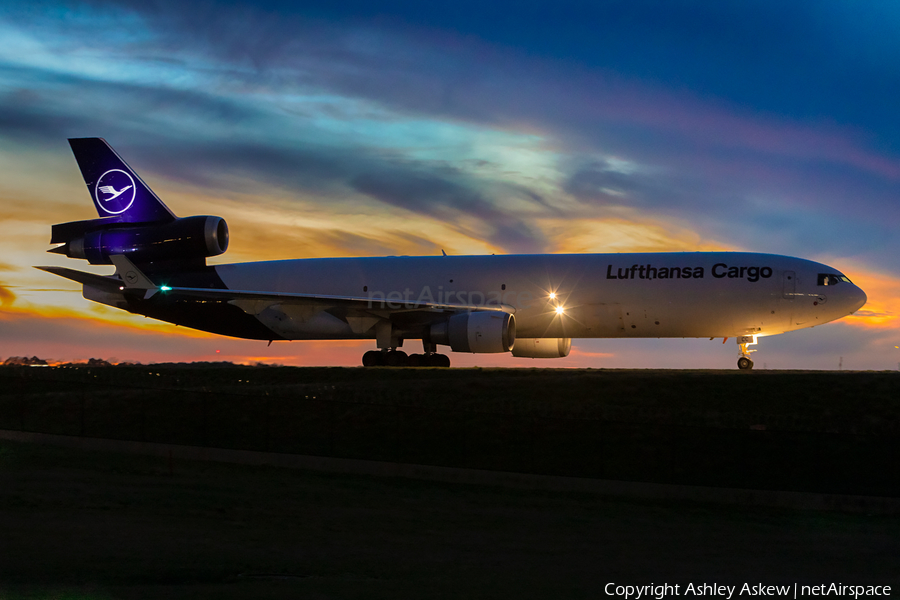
[34,266,120,290]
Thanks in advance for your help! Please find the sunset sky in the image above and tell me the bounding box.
[1,1,898,369]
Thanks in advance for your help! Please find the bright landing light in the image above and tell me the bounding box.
[555,305,565,315]
[548,292,556,299]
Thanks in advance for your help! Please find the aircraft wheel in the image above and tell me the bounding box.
[385,350,409,367]
[737,357,754,371]
[408,353,423,367]
[430,353,451,368]
[362,350,383,367]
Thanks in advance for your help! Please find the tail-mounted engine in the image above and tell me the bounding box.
[49,215,228,265]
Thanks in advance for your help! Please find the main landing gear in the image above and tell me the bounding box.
[736,335,758,371]
[362,343,451,368]
[363,323,451,367]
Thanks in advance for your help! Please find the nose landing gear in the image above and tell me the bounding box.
[736,335,758,370]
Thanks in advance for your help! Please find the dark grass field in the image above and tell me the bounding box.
[1,439,899,600]
[2,366,900,495]
[4,366,900,433]
[2,366,900,598]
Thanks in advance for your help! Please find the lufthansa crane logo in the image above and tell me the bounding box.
[94,169,136,215]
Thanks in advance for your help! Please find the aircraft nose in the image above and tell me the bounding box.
[848,284,867,313]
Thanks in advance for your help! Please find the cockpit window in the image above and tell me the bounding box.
[818,273,851,286]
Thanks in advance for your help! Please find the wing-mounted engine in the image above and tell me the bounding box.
[48,215,228,265]
[430,311,516,353]
[511,338,571,358]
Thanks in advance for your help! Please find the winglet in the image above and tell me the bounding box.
[109,255,160,299]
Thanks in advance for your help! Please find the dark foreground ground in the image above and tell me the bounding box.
[1,439,899,600]
[2,366,900,598]
[2,366,900,495]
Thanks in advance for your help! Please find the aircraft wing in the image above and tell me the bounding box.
[157,285,513,313]
[37,257,514,315]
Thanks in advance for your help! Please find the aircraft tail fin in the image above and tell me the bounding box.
[68,138,176,223]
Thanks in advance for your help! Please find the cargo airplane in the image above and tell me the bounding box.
[39,138,867,369]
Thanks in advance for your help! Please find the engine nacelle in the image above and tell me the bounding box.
[50,215,228,265]
[430,311,516,353]
[511,338,571,358]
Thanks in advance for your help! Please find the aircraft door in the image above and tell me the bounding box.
[782,271,796,300]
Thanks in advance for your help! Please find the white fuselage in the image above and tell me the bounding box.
[212,252,867,341]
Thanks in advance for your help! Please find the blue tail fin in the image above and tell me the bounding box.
[68,138,176,223]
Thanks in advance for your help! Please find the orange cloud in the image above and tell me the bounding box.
[226,222,444,261]
[839,268,899,329]
[0,305,369,365]
[0,282,14,306]
[543,215,726,254]
[1,302,214,337]
[0,264,17,307]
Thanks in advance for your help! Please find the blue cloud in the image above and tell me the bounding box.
[2,0,900,272]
